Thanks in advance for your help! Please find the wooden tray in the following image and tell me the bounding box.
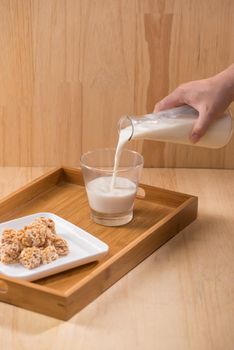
[0,167,198,320]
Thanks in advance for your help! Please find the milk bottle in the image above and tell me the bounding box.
[110,105,232,189]
[118,105,233,148]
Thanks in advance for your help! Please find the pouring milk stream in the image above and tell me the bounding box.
[110,105,233,189]
[84,105,232,224]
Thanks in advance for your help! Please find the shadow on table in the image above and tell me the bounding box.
[0,303,61,334]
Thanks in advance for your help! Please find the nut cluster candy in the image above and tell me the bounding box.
[0,241,22,264]
[19,247,42,269]
[0,217,69,269]
[41,246,58,264]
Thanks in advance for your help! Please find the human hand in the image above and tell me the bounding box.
[154,65,234,143]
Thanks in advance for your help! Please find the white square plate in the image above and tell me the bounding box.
[0,212,109,281]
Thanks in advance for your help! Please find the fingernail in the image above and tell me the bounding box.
[190,133,200,143]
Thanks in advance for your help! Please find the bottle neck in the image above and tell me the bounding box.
[118,116,134,141]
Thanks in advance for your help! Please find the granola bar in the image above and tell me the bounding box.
[1,229,18,244]
[0,241,22,264]
[41,246,59,264]
[22,223,47,247]
[19,247,42,269]
[53,236,69,256]
[34,217,56,234]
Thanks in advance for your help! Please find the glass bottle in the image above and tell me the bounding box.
[118,105,233,149]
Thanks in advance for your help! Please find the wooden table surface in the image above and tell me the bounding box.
[0,167,233,350]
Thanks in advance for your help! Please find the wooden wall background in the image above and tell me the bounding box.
[0,0,233,168]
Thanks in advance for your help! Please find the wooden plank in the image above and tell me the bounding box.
[0,1,233,168]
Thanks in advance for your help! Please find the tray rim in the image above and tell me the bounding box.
[0,167,62,207]
[0,167,198,314]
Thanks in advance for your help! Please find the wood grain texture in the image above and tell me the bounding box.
[0,167,234,349]
[0,0,234,168]
[0,167,197,319]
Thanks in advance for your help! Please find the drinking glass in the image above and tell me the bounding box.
[80,148,144,226]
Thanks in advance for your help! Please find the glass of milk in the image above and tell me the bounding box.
[81,148,144,226]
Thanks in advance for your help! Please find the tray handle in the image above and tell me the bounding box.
[136,187,146,199]
[0,280,9,294]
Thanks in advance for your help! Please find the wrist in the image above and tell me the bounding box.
[213,64,234,101]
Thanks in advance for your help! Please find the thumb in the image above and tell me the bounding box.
[154,89,184,112]
[190,111,211,143]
